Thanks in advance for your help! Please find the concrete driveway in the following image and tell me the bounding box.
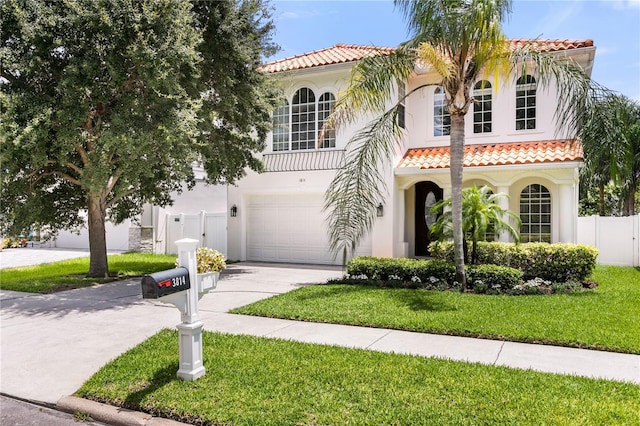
[0,262,343,404]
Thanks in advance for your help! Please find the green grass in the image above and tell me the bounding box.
[0,253,176,293]
[233,265,640,354]
[77,329,640,425]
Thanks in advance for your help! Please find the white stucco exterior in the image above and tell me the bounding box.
[227,42,595,264]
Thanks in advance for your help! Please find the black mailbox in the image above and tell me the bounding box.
[141,267,190,299]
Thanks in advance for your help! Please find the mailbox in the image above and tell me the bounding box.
[141,267,190,299]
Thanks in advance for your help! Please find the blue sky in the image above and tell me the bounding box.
[268,0,640,100]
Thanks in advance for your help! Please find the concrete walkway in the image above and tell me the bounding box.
[1,258,639,422]
[0,247,125,269]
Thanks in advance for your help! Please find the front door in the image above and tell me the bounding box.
[415,181,443,256]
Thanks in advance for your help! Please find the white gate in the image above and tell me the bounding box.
[577,215,640,266]
[166,212,227,257]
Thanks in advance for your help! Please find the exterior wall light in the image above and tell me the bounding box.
[376,203,384,217]
[230,204,237,217]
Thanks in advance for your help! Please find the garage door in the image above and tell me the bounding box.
[247,194,371,265]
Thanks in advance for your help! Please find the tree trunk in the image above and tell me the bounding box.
[624,186,636,216]
[87,193,109,278]
[449,113,466,287]
[598,182,605,216]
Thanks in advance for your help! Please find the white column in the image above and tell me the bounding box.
[496,185,511,243]
[558,184,575,243]
[175,238,205,381]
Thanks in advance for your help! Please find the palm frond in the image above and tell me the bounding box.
[326,49,416,132]
[324,106,404,258]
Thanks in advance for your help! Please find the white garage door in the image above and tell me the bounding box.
[247,194,371,265]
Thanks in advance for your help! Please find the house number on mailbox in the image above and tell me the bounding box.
[158,276,187,288]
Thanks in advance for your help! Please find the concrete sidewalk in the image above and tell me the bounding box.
[1,261,639,423]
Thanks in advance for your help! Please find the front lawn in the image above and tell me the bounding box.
[0,253,176,293]
[77,329,640,426]
[233,265,640,354]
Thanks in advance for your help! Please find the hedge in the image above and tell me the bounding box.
[429,241,598,282]
[344,256,523,294]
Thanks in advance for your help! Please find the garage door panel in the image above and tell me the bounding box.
[247,194,371,265]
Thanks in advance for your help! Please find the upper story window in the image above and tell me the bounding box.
[434,86,451,136]
[318,92,336,148]
[272,101,289,152]
[516,75,536,130]
[272,87,336,151]
[473,81,492,134]
[292,88,316,150]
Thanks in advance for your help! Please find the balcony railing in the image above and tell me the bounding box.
[263,149,346,172]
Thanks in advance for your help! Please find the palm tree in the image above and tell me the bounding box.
[324,0,595,286]
[581,93,640,216]
[429,186,520,266]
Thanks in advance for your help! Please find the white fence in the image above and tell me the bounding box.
[52,217,132,251]
[165,212,227,257]
[577,215,640,267]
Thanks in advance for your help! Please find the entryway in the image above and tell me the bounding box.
[414,181,443,256]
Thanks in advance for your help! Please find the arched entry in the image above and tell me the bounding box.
[415,181,443,256]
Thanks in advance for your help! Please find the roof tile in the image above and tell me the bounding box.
[261,39,594,73]
[260,44,394,73]
[397,140,583,169]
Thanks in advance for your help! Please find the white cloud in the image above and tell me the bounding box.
[534,0,584,36]
[610,0,640,10]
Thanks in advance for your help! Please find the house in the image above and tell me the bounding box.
[225,40,595,265]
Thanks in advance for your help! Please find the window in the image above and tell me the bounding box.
[520,184,551,242]
[272,101,289,152]
[292,88,316,150]
[434,86,450,136]
[272,88,338,151]
[318,92,336,148]
[473,81,492,133]
[516,75,536,130]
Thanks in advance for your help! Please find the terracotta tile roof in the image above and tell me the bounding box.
[260,44,395,73]
[261,39,594,73]
[397,140,583,169]
[509,39,594,52]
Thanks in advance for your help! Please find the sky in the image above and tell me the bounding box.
[267,0,640,100]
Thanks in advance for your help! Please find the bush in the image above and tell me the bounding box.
[429,241,598,282]
[466,264,523,294]
[345,257,520,293]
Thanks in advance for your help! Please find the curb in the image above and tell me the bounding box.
[57,396,189,426]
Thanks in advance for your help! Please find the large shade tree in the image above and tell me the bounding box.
[1,0,279,276]
[580,93,640,216]
[324,0,595,286]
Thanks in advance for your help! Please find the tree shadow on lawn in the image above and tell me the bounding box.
[387,289,458,312]
[123,363,179,410]
[300,285,457,313]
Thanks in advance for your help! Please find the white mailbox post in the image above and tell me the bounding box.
[175,238,205,380]
[141,238,210,381]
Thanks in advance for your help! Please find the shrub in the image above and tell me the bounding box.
[429,241,598,282]
[466,264,523,294]
[345,257,522,293]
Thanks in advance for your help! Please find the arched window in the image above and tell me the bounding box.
[520,184,551,242]
[318,92,336,148]
[292,88,316,150]
[473,81,492,133]
[272,100,289,152]
[434,86,450,136]
[516,75,536,130]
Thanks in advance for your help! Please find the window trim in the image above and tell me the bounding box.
[519,183,551,243]
[433,86,451,137]
[272,87,337,152]
[516,75,537,131]
[473,80,492,134]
